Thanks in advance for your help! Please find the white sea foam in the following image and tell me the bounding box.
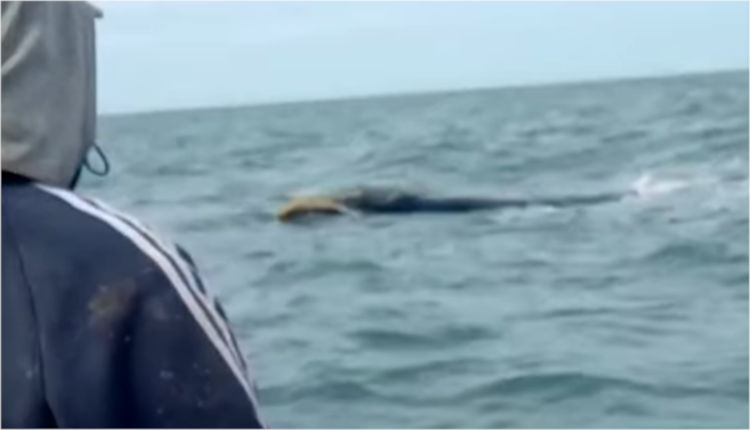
[631,173,690,198]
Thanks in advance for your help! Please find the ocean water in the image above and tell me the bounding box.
[84,71,748,428]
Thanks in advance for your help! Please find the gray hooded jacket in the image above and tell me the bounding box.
[2,1,99,187]
[2,3,263,427]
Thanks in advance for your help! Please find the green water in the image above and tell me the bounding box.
[84,71,749,428]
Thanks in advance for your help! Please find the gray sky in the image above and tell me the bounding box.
[94,1,749,114]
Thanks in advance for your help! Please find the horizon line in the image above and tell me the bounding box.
[100,67,748,119]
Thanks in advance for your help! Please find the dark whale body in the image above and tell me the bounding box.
[336,187,628,213]
[277,186,632,221]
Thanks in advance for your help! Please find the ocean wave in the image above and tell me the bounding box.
[348,324,495,350]
[457,371,722,404]
[370,358,494,384]
[260,379,386,404]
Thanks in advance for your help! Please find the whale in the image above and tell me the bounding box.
[277,186,632,222]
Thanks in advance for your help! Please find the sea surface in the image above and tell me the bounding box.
[84,71,749,428]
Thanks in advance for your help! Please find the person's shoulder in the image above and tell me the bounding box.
[3,181,187,279]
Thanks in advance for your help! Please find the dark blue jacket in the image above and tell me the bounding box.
[2,173,263,428]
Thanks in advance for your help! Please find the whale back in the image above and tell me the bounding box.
[335,186,422,212]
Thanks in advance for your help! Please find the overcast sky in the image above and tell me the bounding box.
[94,1,749,114]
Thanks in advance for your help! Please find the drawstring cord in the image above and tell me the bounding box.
[83,142,110,176]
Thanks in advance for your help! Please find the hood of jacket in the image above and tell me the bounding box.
[2,1,102,188]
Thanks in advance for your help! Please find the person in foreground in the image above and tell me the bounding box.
[1,2,262,427]
[277,186,633,222]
